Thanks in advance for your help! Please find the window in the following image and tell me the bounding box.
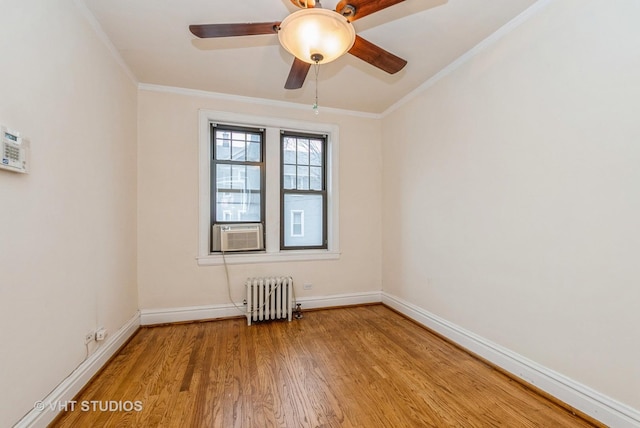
[211,124,264,228]
[197,110,340,265]
[281,132,326,249]
[291,210,304,237]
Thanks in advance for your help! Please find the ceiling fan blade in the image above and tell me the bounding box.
[285,58,311,89]
[336,0,404,22]
[348,35,407,74]
[290,0,317,7]
[189,23,280,38]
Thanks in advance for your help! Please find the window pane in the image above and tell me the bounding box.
[283,137,296,164]
[297,166,309,190]
[230,165,245,189]
[232,139,245,161]
[297,139,309,165]
[247,141,261,162]
[216,138,231,160]
[247,165,260,190]
[216,164,232,190]
[310,166,322,191]
[283,194,323,247]
[283,164,296,190]
[216,191,261,222]
[310,139,322,166]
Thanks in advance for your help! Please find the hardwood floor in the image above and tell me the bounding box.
[52,305,599,427]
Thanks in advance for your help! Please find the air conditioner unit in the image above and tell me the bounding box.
[212,224,264,252]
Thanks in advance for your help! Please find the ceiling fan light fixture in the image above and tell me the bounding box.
[278,8,356,65]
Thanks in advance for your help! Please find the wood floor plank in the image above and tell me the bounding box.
[50,305,601,428]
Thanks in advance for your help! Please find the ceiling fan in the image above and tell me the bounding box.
[189,0,410,90]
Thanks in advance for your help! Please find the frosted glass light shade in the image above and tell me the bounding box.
[278,8,356,64]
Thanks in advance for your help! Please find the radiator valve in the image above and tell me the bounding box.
[294,303,303,320]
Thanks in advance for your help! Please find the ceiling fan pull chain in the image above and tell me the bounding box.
[313,61,320,115]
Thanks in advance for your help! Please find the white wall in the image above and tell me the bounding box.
[0,1,138,426]
[381,0,640,411]
[137,89,382,311]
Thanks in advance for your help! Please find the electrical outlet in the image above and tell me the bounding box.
[303,283,312,290]
[84,332,94,344]
[95,328,107,341]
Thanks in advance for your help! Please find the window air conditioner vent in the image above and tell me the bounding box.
[212,224,264,252]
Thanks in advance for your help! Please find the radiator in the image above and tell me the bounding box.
[245,276,293,326]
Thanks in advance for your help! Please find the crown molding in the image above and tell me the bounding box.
[138,83,382,120]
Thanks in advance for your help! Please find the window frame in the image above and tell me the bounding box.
[210,124,265,238]
[197,110,340,266]
[280,131,327,250]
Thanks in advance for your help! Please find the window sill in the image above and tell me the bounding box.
[196,250,341,266]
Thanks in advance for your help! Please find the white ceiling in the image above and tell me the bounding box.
[83,0,537,114]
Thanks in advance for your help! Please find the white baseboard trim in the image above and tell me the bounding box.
[140,291,383,326]
[15,312,141,428]
[140,303,246,325]
[295,291,382,310]
[382,292,640,428]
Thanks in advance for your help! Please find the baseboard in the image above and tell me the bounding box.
[15,311,141,428]
[294,291,382,310]
[382,292,640,428]
[140,303,246,325]
[140,291,383,326]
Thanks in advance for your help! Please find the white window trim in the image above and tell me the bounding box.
[197,109,340,266]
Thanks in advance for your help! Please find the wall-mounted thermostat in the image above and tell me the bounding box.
[1,125,28,173]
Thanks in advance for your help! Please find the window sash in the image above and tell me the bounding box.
[211,124,265,233]
[280,132,327,250]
